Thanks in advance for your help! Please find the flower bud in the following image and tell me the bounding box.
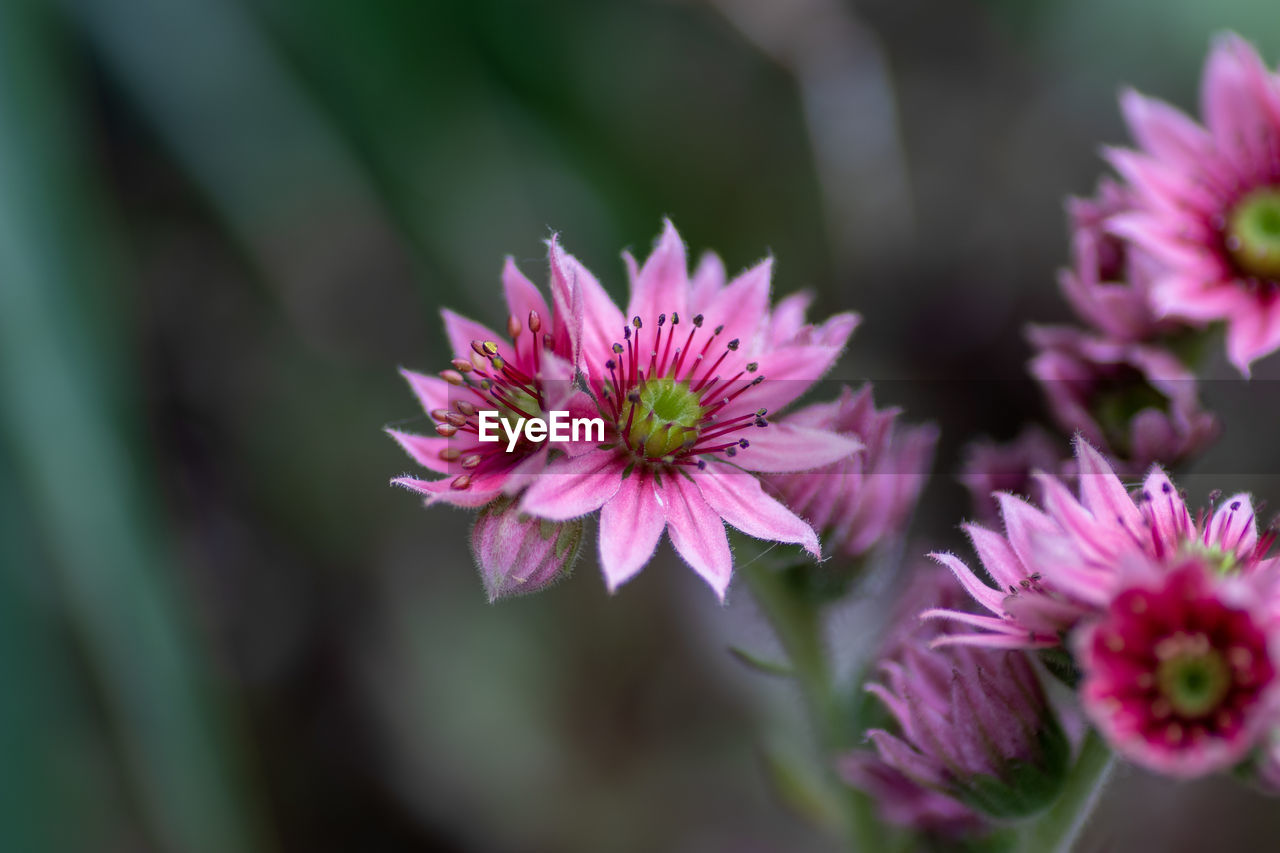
[1027,325,1218,473]
[767,385,937,560]
[858,572,1071,820]
[471,497,583,602]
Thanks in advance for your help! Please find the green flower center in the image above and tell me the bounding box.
[622,377,704,460]
[1181,542,1239,576]
[1226,187,1280,279]
[1155,632,1230,718]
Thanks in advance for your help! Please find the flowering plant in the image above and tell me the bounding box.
[389,33,1280,851]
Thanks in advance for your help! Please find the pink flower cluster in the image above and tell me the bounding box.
[390,222,933,600]
[931,437,1280,778]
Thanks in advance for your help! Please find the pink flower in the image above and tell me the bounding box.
[1027,325,1219,470]
[1061,178,1177,342]
[1107,33,1280,374]
[853,570,1069,819]
[388,255,593,507]
[765,385,937,559]
[958,426,1063,527]
[1078,560,1279,777]
[519,221,861,599]
[471,497,584,602]
[927,436,1277,649]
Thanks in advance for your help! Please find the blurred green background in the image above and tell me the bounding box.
[4,1,1280,851]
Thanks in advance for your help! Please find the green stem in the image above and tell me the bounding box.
[1019,730,1114,853]
[742,562,882,851]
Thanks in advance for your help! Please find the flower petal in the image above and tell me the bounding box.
[695,463,820,557]
[502,257,550,337]
[386,428,452,474]
[1073,437,1142,532]
[732,423,862,473]
[1207,492,1259,559]
[598,470,665,592]
[660,473,733,600]
[399,368,451,415]
[688,251,725,312]
[697,257,772,347]
[627,218,688,325]
[519,450,623,520]
[441,308,504,362]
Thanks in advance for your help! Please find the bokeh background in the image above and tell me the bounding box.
[4,1,1280,851]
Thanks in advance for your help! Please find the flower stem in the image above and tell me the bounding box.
[741,562,883,851]
[1019,729,1114,853]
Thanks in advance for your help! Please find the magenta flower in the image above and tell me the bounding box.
[519,221,861,599]
[928,436,1277,649]
[765,385,937,559]
[854,570,1069,819]
[1027,325,1219,470]
[958,426,1063,527]
[1107,33,1280,374]
[471,497,584,602]
[1061,178,1176,343]
[1078,560,1279,777]
[388,255,592,507]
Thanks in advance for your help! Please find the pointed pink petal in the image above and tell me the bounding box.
[386,428,452,474]
[1119,88,1216,173]
[695,463,820,557]
[928,551,1006,614]
[1034,472,1116,563]
[1103,147,1217,214]
[963,523,1027,589]
[1074,437,1142,531]
[931,632,1055,650]
[1141,466,1192,553]
[866,730,946,789]
[1224,299,1280,376]
[660,473,733,600]
[598,470,665,592]
[723,343,848,417]
[441,308,504,362]
[519,450,623,520]
[698,257,772,346]
[399,368,450,414]
[688,251,725,312]
[1201,33,1280,171]
[996,492,1066,572]
[732,424,862,474]
[627,219,688,325]
[501,257,550,339]
[391,476,500,508]
[1149,273,1252,322]
[767,291,814,346]
[549,233,618,371]
[1207,492,1259,559]
[919,608,1026,636]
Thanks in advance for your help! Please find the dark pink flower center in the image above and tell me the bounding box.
[1091,575,1274,749]
[602,313,768,467]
